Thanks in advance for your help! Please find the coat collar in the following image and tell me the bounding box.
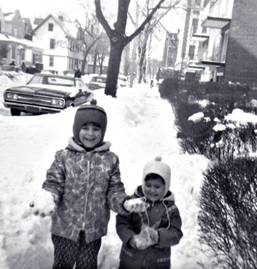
[67,137,111,153]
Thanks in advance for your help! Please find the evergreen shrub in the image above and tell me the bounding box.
[198,158,257,269]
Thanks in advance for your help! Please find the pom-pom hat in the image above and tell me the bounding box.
[73,99,107,144]
[142,156,171,197]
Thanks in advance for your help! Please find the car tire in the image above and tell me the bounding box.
[10,108,21,116]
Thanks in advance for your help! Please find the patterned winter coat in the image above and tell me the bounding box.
[43,138,128,242]
[116,186,183,269]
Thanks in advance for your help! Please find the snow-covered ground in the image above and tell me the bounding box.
[0,72,214,269]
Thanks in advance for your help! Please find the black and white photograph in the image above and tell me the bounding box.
[0,0,256,268]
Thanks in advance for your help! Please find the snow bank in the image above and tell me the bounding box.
[0,80,213,269]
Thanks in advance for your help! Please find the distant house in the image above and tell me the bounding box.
[4,10,26,38]
[162,32,179,68]
[0,7,6,33]
[186,0,257,85]
[23,18,33,40]
[0,8,42,66]
[32,14,83,73]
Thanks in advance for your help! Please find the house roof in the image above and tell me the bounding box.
[32,14,78,39]
[33,17,44,25]
[0,32,43,50]
[3,12,15,21]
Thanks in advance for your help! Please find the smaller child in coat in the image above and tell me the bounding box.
[42,100,145,269]
[116,157,183,269]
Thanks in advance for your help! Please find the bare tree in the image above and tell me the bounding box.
[75,16,102,73]
[134,0,181,84]
[95,0,167,97]
[93,33,109,74]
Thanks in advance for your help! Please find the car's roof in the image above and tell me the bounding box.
[34,73,77,79]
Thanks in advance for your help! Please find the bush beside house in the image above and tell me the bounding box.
[159,78,257,268]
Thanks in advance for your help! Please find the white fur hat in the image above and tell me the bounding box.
[142,156,171,197]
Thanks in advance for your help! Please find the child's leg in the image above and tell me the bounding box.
[51,234,78,269]
[76,232,101,269]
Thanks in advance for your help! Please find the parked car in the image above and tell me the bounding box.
[85,74,128,90]
[86,74,106,90]
[3,73,93,116]
[118,74,128,87]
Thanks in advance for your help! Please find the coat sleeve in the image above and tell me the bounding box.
[156,204,183,248]
[116,213,136,245]
[106,154,129,214]
[42,150,66,200]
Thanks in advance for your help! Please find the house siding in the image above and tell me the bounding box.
[225,0,257,85]
[33,15,83,72]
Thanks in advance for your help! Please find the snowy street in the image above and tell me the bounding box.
[0,73,212,269]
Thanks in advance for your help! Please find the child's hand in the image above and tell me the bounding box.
[133,234,149,250]
[123,198,149,213]
[29,190,57,218]
[141,225,159,245]
[131,225,159,249]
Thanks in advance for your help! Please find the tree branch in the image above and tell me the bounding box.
[127,11,136,26]
[126,0,165,44]
[95,0,113,38]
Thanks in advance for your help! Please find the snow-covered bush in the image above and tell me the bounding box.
[159,79,257,160]
[198,157,257,269]
[175,101,214,155]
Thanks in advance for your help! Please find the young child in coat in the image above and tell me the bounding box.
[42,100,145,269]
[116,157,183,269]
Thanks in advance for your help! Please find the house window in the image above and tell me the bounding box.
[48,23,54,31]
[49,56,54,66]
[50,39,55,49]
[195,0,201,6]
[192,18,198,34]
[189,45,195,60]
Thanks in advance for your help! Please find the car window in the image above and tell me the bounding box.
[91,76,106,83]
[28,75,44,84]
[47,77,74,87]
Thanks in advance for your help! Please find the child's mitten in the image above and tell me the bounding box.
[133,234,149,250]
[142,225,159,245]
[29,190,57,217]
[123,198,149,213]
[133,224,159,249]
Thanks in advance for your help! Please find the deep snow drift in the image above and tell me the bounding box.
[0,73,212,269]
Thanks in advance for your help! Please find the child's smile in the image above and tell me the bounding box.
[79,123,103,148]
[144,177,165,202]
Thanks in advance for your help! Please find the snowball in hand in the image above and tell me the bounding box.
[124,198,149,213]
[29,189,56,217]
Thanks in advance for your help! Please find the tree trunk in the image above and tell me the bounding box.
[99,57,104,74]
[105,42,123,97]
[138,43,147,83]
[93,52,98,73]
[81,54,88,74]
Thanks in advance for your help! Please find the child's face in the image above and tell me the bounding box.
[144,176,165,202]
[79,122,103,148]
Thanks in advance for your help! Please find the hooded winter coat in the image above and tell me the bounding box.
[43,138,128,242]
[116,186,183,269]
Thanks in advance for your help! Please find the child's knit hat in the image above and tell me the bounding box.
[142,156,171,197]
[73,99,107,144]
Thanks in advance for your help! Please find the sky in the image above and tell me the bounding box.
[0,71,223,269]
[0,0,84,20]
